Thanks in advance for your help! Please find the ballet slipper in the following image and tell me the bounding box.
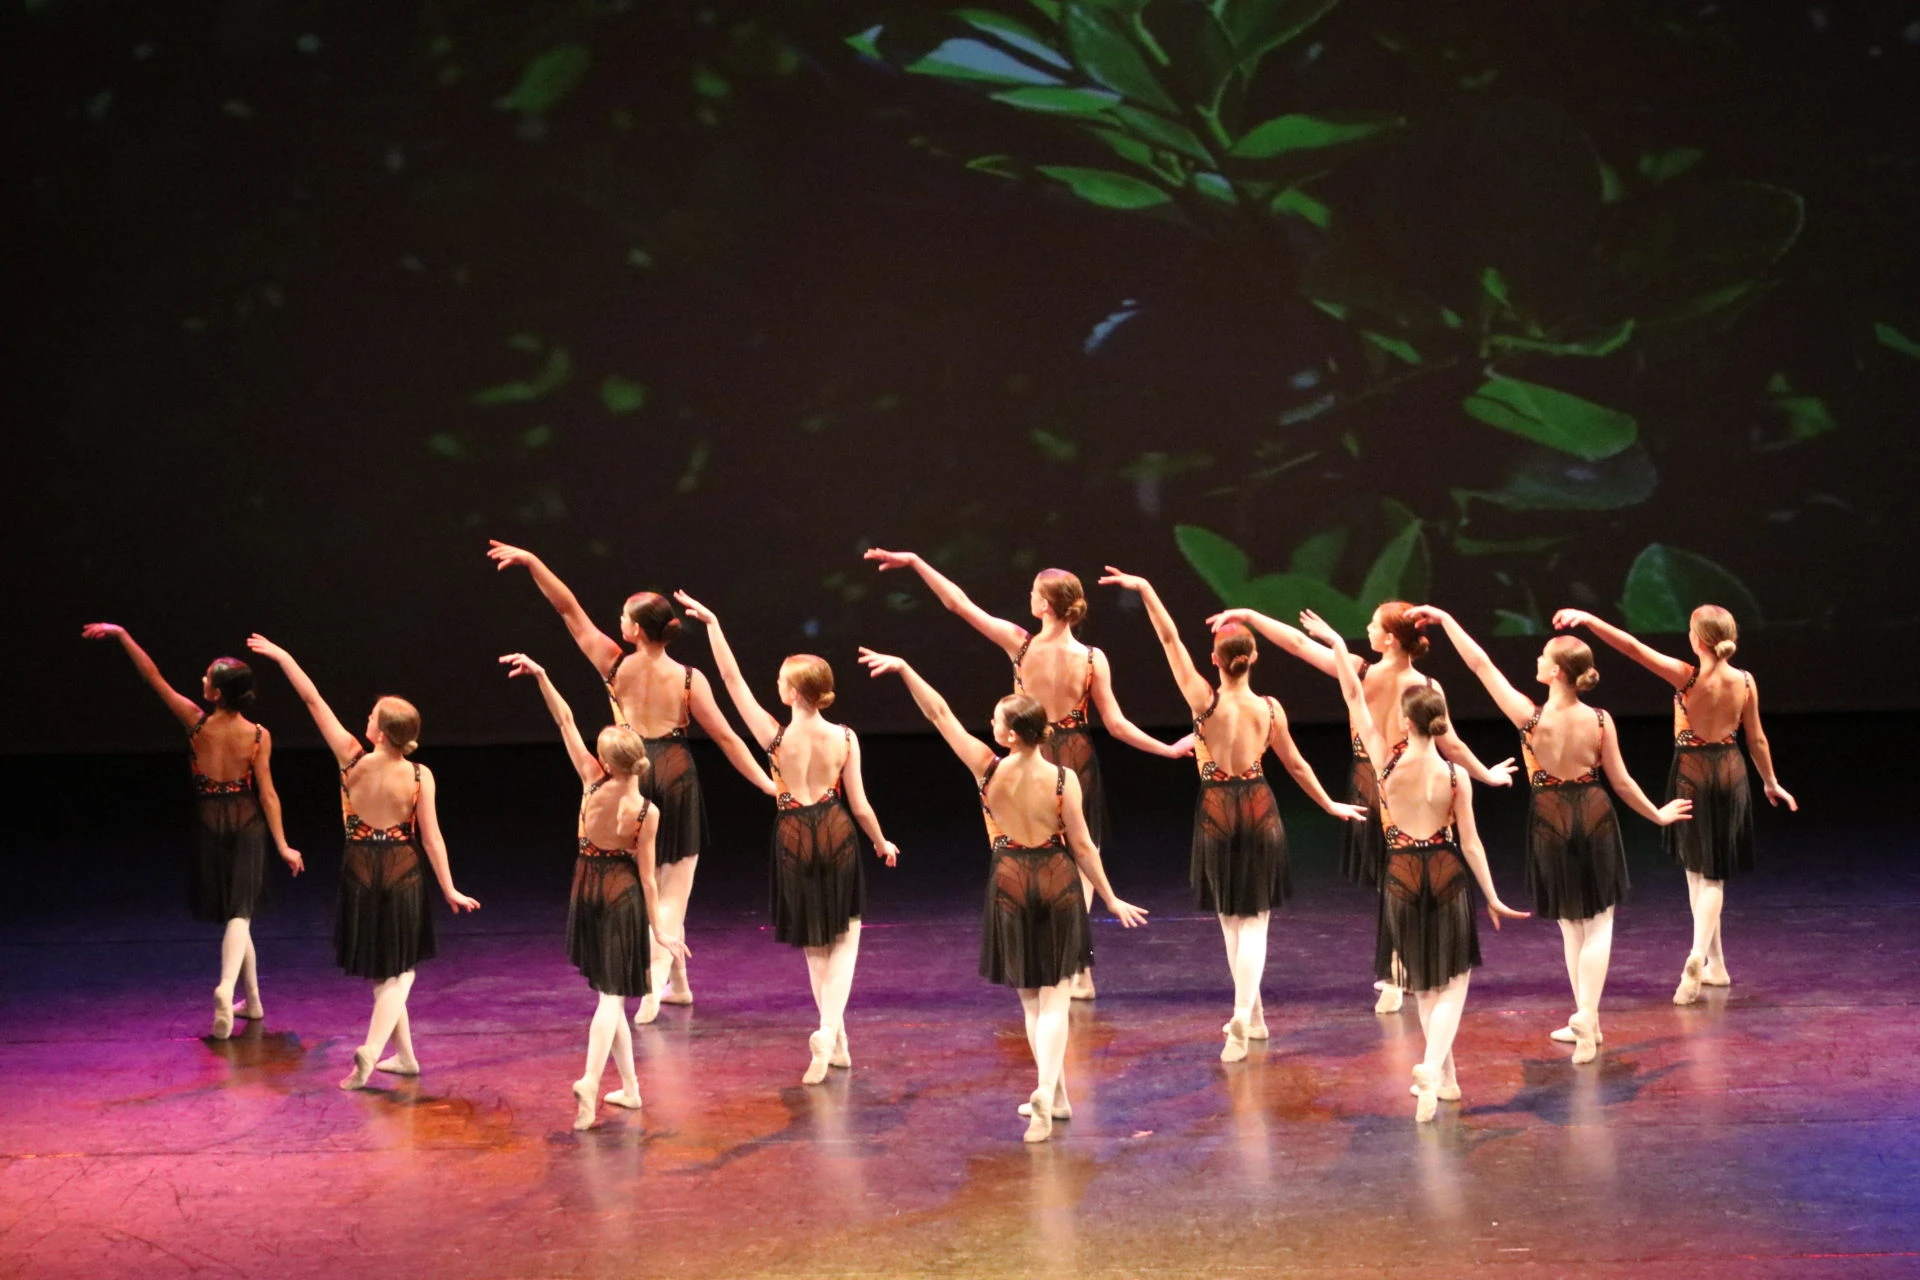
[1374,985,1404,1015]
[1409,1079,1462,1103]
[339,1046,374,1091]
[1410,1065,1439,1123]
[1673,952,1704,1006]
[211,989,234,1041]
[1220,1014,1250,1064]
[571,1079,597,1131]
[1022,1089,1054,1143]
[829,1028,851,1069]
[662,973,694,1006]
[603,1088,642,1109]
[1550,1022,1604,1045]
[1247,1008,1271,1041]
[634,993,661,1026]
[1069,971,1097,1001]
[375,1055,420,1076]
[802,1030,832,1085]
[1701,960,1732,987]
[1019,1080,1072,1120]
[236,998,264,1020]
[1568,1012,1599,1066]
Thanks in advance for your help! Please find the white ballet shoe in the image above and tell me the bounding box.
[602,1088,642,1110]
[211,989,234,1041]
[1409,1079,1462,1103]
[1549,1022,1604,1045]
[1022,1089,1054,1143]
[1017,1098,1073,1121]
[829,1028,851,1070]
[802,1030,832,1085]
[1247,1010,1270,1040]
[1068,971,1097,1001]
[236,998,264,1020]
[1410,1065,1439,1123]
[1673,952,1705,1006]
[339,1047,374,1091]
[375,1055,420,1076]
[1568,1012,1599,1066]
[660,988,694,1007]
[1700,960,1732,988]
[1220,1014,1250,1064]
[634,993,661,1026]
[1374,985,1404,1015]
[571,1079,597,1131]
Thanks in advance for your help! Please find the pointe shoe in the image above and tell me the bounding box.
[1673,952,1705,1006]
[571,1079,597,1131]
[802,1030,832,1085]
[1220,1014,1250,1064]
[830,1029,851,1069]
[211,989,234,1041]
[634,993,661,1026]
[339,1046,374,1091]
[1568,1012,1599,1066]
[602,1088,642,1110]
[375,1055,420,1076]
[1549,1022,1604,1045]
[1411,1065,1439,1123]
[1374,985,1404,1015]
[1409,1079,1462,1103]
[1022,1088,1054,1143]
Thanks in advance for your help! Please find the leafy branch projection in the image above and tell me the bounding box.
[849,0,1818,629]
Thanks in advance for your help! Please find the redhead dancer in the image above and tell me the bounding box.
[865,548,1188,998]
[1409,607,1690,1062]
[1553,605,1795,1004]
[247,636,480,1089]
[488,542,775,1019]
[859,648,1148,1142]
[83,624,303,1039]
[1301,612,1529,1120]
[674,592,898,1084]
[1206,604,1514,1013]
[1099,570,1365,1061]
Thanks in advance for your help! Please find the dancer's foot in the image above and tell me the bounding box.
[661,983,694,1007]
[1673,951,1705,1006]
[1568,1011,1599,1066]
[1411,1064,1439,1123]
[211,989,234,1041]
[236,997,264,1020]
[634,993,661,1026]
[1374,984,1404,1015]
[1220,1014,1250,1064]
[1408,1079,1462,1103]
[603,1088,642,1110]
[829,1028,851,1069]
[571,1079,597,1131]
[339,1046,374,1091]
[1068,970,1096,1001]
[1019,1080,1072,1120]
[802,1030,832,1085]
[1022,1088,1054,1143]
[1247,1007,1271,1041]
[1549,1021,1604,1045]
[375,1055,421,1076]
[1701,958,1732,987]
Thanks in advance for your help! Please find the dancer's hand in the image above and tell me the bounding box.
[659,933,691,964]
[863,548,918,572]
[1105,896,1150,928]
[1551,608,1595,632]
[486,539,538,571]
[857,646,907,678]
[81,622,125,640]
[1764,780,1798,811]
[1204,608,1255,633]
[280,847,305,875]
[445,887,482,913]
[1485,898,1530,931]
[1655,797,1693,825]
[1403,604,1449,629]
[246,634,291,664]
[1096,566,1149,593]
[875,839,899,867]
[1163,733,1196,759]
[498,652,545,680]
[672,590,715,626]
[1328,802,1370,823]
[1481,756,1519,788]
[1297,610,1339,646]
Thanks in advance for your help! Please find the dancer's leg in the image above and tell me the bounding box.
[1411,974,1471,1121]
[344,970,414,1089]
[654,856,698,1002]
[1557,918,1583,1009]
[1221,913,1269,1061]
[1677,871,1721,1003]
[605,1008,641,1108]
[1575,909,1614,1020]
[212,918,250,1038]
[377,1003,420,1074]
[800,938,836,1085]
[575,992,624,1128]
[817,920,861,1048]
[1024,982,1072,1142]
[238,931,262,1017]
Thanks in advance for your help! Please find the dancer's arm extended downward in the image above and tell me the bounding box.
[1452,782,1529,929]
[864,548,1027,656]
[1088,649,1192,758]
[839,732,900,866]
[1596,715,1693,826]
[1741,677,1797,811]
[1264,698,1368,822]
[1060,770,1148,927]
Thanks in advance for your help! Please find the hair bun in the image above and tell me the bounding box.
[1407,636,1431,660]
[816,690,836,710]
[1714,639,1737,659]
[1576,669,1600,691]
[662,617,684,642]
[1427,717,1450,737]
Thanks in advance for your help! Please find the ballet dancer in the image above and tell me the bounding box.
[1301,612,1529,1121]
[246,635,480,1089]
[1099,570,1365,1060]
[1552,605,1795,1004]
[864,547,1188,999]
[1206,604,1515,1014]
[1408,606,1690,1063]
[672,592,898,1084]
[82,624,304,1039]
[858,648,1148,1142]
[487,542,775,1020]
[500,653,688,1129]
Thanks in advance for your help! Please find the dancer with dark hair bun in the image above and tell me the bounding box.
[83,624,304,1039]
[1409,606,1690,1063]
[1207,603,1515,1014]
[1553,604,1795,1005]
[246,635,480,1090]
[674,592,898,1085]
[1100,571,1364,1061]
[487,542,775,1020]
[864,548,1188,999]
[859,648,1147,1142]
[1302,611,1528,1120]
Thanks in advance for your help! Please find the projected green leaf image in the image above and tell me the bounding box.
[1619,545,1762,633]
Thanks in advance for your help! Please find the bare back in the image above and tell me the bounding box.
[1381,747,1456,840]
[1013,633,1096,725]
[983,753,1067,847]
[343,753,421,830]
[1527,700,1605,781]
[581,779,646,852]
[190,712,260,784]
[1198,687,1272,777]
[1678,663,1750,743]
[608,650,692,739]
[1363,662,1431,748]
[769,717,850,807]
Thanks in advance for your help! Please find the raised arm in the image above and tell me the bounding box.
[1552,608,1693,688]
[673,592,781,748]
[250,726,305,875]
[1451,779,1529,929]
[686,669,778,795]
[245,635,363,767]
[1597,712,1692,826]
[487,541,623,677]
[1060,769,1148,927]
[863,548,1028,656]
[1300,611,1389,773]
[81,624,202,728]
[838,731,899,866]
[1265,699,1368,821]
[1098,568,1213,714]
[1087,650,1189,758]
[1740,676,1797,811]
[499,653,599,784]
[857,648,997,778]
[1407,606,1536,729]
[1205,608,1356,681]
[414,767,481,913]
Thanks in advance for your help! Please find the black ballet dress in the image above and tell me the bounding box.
[1338,662,1430,890]
[765,724,865,948]
[568,778,652,996]
[334,754,436,981]
[606,656,707,866]
[1188,692,1291,917]
[186,715,270,923]
[1665,669,1756,882]
[1520,707,1630,920]
[977,760,1093,989]
[1374,756,1480,993]
[1013,637,1108,849]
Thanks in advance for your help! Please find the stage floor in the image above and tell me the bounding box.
[3,732,1917,1278]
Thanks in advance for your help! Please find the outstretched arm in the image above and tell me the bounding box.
[1741,677,1797,811]
[674,592,781,748]
[245,635,363,767]
[1407,606,1535,729]
[1301,611,1389,773]
[1431,718,1517,789]
[415,767,481,913]
[1266,700,1368,821]
[1452,781,1529,929]
[687,669,777,795]
[1205,608,1357,681]
[858,648,997,779]
[863,548,1027,656]
[1552,609,1693,688]
[81,624,201,729]
[1088,650,1188,758]
[487,541,623,677]
[1061,770,1148,927]
[838,732,899,866]
[500,653,599,784]
[1597,713,1692,825]
[1098,568,1213,714]
[250,728,304,875]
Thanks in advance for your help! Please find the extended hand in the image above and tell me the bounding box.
[1106,896,1150,928]
[863,548,917,572]
[486,539,537,571]
[1487,898,1531,930]
[245,634,290,663]
[1330,802,1370,822]
[80,622,126,641]
[1765,780,1798,811]
[1551,608,1595,632]
[1482,757,1519,788]
[1204,608,1254,633]
[1297,609,1340,646]
[857,646,907,678]
[445,888,482,913]
[281,848,305,875]
[1164,733,1196,759]
[660,934,692,963]
[876,839,899,867]
[672,590,715,626]
[1657,798,1694,825]
[1403,605,1446,628]
[1096,565,1148,593]
[498,652,545,680]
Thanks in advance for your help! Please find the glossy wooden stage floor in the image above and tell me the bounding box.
[3,727,1916,1279]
